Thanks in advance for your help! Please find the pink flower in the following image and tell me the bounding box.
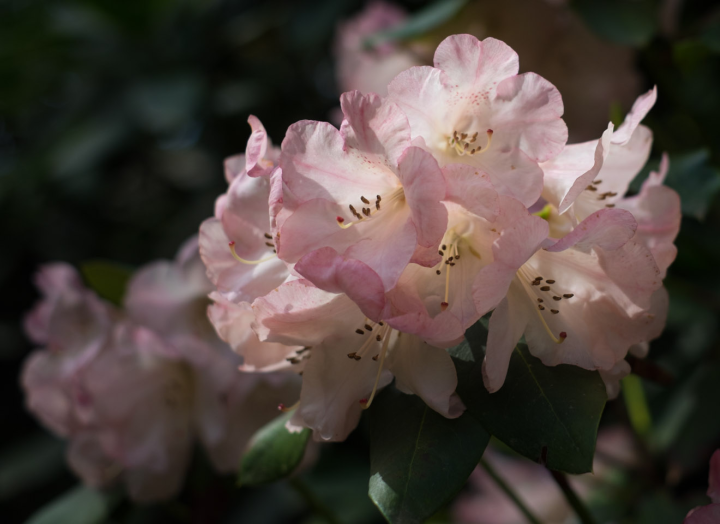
[388,34,568,207]
[473,207,662,392]
[685,450,720,523]
[68,323,299,501]
[278,90,448,302]
[21,264,113,436]
[252,279,463,441]
[334,1,426,97]
[541,87,657,219]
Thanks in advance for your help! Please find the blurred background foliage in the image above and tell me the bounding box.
[2,0,720,522]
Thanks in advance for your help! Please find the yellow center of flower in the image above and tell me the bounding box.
[447,129,493,156]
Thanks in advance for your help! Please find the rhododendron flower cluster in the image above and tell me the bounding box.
[21,238,299,501]
[200,34,680,442]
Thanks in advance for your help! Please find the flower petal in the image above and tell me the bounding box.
[612,86,657,146]
[442,164,499,220]
[483,291,529,393]
[387,332,464,418]
[546,208,637,253]
[396,146,448,247]
[294,247,386,321]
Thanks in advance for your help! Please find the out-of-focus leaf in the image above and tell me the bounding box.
[573,0,657,47]
[81,260,133,306]
[663,150,720,220]
[651,360,720,469]
[368,386,489,524]
[450,323,607,474]
[239,411,311,486]
[25,485,113,524]
[0,434,65,500]
[364,0,468,48]
[51,116,128,178]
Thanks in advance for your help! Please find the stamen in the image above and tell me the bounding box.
[264,233,273,239]
[347,352,357,359]
[361,196,370,204]
[540,286,550,291]
[265,242,274,247]
[364,324,373,331]
[533,305,567,345]
[362,326,392,410]
[563,294,574,298]
[229,241,277,265]
[553,296,562,301]
[355,329,365,335]
[546,280,556,284]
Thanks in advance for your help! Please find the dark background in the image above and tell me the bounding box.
[2,0,720,522]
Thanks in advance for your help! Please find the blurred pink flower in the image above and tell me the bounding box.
[21,263,114,436]
[334,1,425,97]
[278,90,447,300]
[22,245,300,501]
[685,450,720,523]
[252,279,462,441]
[388,34,568,207]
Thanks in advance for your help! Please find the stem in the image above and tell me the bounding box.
[550,470,598,524]
[622,374,652,438]
[289,477,342,524]
[480,459,544,524]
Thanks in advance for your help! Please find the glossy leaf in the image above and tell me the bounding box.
[25,486,112,524]
[80,260,133,306]
[368,386,490,524]
[239,411,311,486]
[450,323,607,474]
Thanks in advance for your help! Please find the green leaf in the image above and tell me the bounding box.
[368,386,490,524]
[573,0,657,48]
[25,485,112,524]
[239,411,311,486]
[80,260,134,306]
[663,150,720,220]
[450,324,607,474]
[364,0,467,49]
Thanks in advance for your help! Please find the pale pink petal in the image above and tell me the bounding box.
[541,123,614,214]
[298,341,392,442]
[67,433,119,489]
[442,164,499,220]
[252,279,359,347]
[294,247,386,321]
[433,35,519,92]
[339,90,411,165]
[612,87,657,146]
[546,208,638,253]
[387,332,464,418]
[493,72,568,162]
[477,145,545,208]
[597,240,662,311]
[276,198,360,264]
[245,115,269,177]
[483,290,530,393]
[387,66,451,147]
[280,120,397,205]
[395,146,448,247]
[207,294,299,372]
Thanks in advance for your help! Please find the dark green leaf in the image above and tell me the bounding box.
[239,411,311,486]
[663,150,720,220]
[81,261,134,306]
[573,0,657,47]
[25,485,113,524]
[450,325,607,474]
[368,386,490,524]
[364,0,467,49]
